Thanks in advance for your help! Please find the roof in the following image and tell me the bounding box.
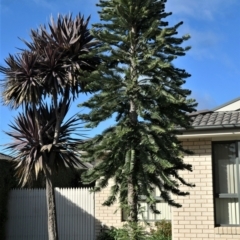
[0,152,12,161]
[0,152,92,169]
[184,97,240,131]
[190,111,240,129]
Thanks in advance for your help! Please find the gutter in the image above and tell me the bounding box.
[176,124,240,139]
[177,131,240,139]
[177,124,240,131]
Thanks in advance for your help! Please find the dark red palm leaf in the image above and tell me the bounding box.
[4,102,84,186]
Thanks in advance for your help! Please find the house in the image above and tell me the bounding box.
[171,97,240,240]
[96,97,240,240]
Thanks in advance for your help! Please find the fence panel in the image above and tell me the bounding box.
[6,188,95,240]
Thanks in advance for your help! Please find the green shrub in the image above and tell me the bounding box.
[97,220,172,240]
[97,227,116,240]
[149,220,172,240]
[97,222,149,240]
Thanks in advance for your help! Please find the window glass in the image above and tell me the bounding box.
[215,198,239,225]
[214,143,237,194]
[213,142,240,226]
[121,187,171,221]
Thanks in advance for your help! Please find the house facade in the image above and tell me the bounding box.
[95,97,240,240]
[172,97,240,240]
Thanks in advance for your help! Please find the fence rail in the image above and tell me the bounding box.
[6,188,95,240]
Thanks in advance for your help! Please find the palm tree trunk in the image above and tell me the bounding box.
[34,104,58,240]
[46,176,58,240]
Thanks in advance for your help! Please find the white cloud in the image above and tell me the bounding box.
[31,0,57,11]
[178,24,221,60]
[163,1,239,60]
[166,0,238,21]
[191,92,217,110]
[0,0,14,15]
[219,54,240,78]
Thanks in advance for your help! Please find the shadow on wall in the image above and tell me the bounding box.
[6,188,101,240]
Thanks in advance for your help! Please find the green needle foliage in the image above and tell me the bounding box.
[79,0,197,224]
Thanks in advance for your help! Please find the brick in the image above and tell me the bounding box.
[196,191,207,195]
[190,228,202,233]
[194,174,207,179]
[200,145,211,149]
[197,233,210,238]
[201,211,214,216]
[174,216,185,220]
[194,141,206,145]
[178,228,191,232]
[183,199,196,204]
[178,211,193,216]
[201,203,214,208]
[197,224,210,229]
[195,216,209,221]
[175,233,186,237]
[185,216,196,220]
[177,225,189,230]
[185,233,197,238]
[194,165,206,170]
[200,161,212,166]
[200,169,212,174]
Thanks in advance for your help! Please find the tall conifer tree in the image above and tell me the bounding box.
[80,0,197,222]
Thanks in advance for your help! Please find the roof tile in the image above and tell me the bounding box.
[191,111,240,127]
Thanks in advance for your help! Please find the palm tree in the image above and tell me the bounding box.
[0,14,100,240]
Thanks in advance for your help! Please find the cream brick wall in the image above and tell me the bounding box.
[172,138,214,240]
[172,138,240,240]
[94,138,240,239]
[94,179,123,236]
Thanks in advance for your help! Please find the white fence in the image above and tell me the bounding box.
[6,188,95,240]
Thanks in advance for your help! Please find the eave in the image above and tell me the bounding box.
[177,125,240,139]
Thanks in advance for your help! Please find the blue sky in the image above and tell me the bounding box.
[1,0,240,152]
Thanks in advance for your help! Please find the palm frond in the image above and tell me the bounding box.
[0,13,101,108]
[4,104,85,186]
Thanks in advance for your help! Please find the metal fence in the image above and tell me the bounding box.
[6,188,95,240]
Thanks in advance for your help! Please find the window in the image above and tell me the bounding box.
[121,187,171,221]
[213,142,240,226]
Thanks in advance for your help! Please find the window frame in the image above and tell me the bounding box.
[212,141,240,227]
[121,191,171,222]
[138,195,167,222]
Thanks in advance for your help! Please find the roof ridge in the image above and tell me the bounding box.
[212,97,240,111]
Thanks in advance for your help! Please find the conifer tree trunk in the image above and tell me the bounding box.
[128,100,138,224]
[46,176,58,240]
[127,173,138,222]
[127,20,138,224]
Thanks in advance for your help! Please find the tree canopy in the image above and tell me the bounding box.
[79,0,197,223]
